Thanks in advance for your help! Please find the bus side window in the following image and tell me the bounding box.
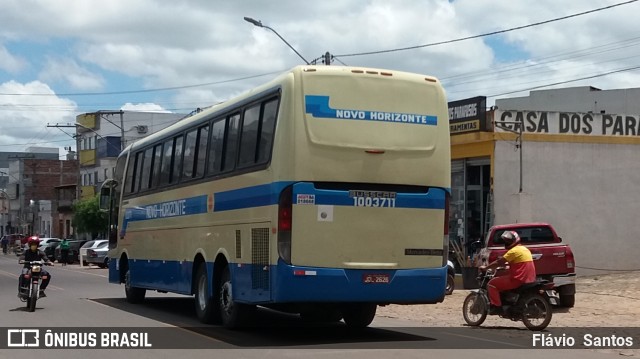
[257,98,279,164]
[150,144,163,188]
[239,104,261,167]
[172,136,184,184]
[208,119,225,175]
[140,147,153,191]
[195,125,209,178]
[159,139,174,186]
[222,114,240,172]
[132,151,144,193]
[124,153,137,195]
[183,129,198,179]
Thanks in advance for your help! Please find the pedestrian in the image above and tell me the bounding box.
[59,238,70,266]
[1,236,8,255]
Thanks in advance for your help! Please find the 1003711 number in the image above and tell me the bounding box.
[352,197,396,207]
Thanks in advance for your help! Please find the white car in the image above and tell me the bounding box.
[79,239,108,265]
[36,238,61,251]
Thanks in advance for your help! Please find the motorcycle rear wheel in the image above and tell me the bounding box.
[462,292,488,326]
[521,294,552,331]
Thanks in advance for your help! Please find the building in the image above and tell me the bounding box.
[0,147,62,237]
[75,110,185,200]
[449,87,640,275]
[4,157,78,238]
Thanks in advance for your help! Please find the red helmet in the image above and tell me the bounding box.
[501,231,521,249]
[27,236,40,246]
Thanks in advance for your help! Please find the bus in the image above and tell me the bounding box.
[100,65,451,328]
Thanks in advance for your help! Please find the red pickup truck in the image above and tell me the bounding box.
[481,222,576,307]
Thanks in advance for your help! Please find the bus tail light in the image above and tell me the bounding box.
[443,191,450,267]
[278,186,293,264]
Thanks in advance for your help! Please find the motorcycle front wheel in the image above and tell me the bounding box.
[28,283,37,312]
[462,292,488,326]
[521,294,552,331]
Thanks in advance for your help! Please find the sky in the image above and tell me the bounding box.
[1,0,640,157]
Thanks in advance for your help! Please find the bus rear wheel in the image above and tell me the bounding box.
[341,303,377,328]
[124,268,146,304]
[194,263,220,324]
[218,266,254,328]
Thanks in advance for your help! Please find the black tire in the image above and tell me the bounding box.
[194,263,220,324]
[462,292,487,326]
[521,294,553,331]
[445,274,455,295]
[28,284,37,312]
[559,294,575,308]
[124,268,146,304]
[218,266,254,328]
[341,304,377,328]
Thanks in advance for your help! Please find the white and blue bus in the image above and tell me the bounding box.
[101,65,451,328]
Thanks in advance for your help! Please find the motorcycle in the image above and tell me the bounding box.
[462,267,558,331]
[18,260,52,312]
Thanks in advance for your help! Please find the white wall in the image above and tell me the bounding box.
[493,140,640,276]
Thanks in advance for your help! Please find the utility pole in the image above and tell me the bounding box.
[323,51,332,65]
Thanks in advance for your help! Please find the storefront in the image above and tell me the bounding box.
[449,88,640,275]
[447,96,492,269]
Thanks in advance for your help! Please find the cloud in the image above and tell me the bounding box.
[1,0,640,114]
[38,57,105,90]
[0,45,26,73]
[0,81,77,153]
[121,103,171,113]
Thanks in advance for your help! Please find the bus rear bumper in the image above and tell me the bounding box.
[270,261,447,304]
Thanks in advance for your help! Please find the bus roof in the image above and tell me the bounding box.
[125,65,442,154]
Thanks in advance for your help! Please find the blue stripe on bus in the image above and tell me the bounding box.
[213,181,292,211]
[305,95,438,126]
[293,182,445,209]
[120,182,446,236]
[121,195,210,237]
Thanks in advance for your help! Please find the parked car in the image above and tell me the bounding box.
[43,241,61,261]
[80,239,109,266]
[55,239,89,264]
[37,238,61,251]
[85,240,109,268]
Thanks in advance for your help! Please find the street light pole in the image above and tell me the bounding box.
[244,17,310,65]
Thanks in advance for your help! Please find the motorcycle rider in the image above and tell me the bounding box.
[18,236,53,298]
[479,230,536,314]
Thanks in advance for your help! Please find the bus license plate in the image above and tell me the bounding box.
[362,274,390,284]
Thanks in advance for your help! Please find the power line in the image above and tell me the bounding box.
[334,0,639,58]
[0,70,285,97]
[486,64,640,98]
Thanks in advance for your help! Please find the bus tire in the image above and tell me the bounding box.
[124,268,146,304]
[341,303,376,328]
[218,266,254,328]
[194,263,220,324]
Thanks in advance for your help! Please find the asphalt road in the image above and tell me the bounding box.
[0,254,625,359]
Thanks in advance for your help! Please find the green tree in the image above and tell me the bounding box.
[73,195,107,239]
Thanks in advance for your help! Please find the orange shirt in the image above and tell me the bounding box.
[503,244,536,283]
